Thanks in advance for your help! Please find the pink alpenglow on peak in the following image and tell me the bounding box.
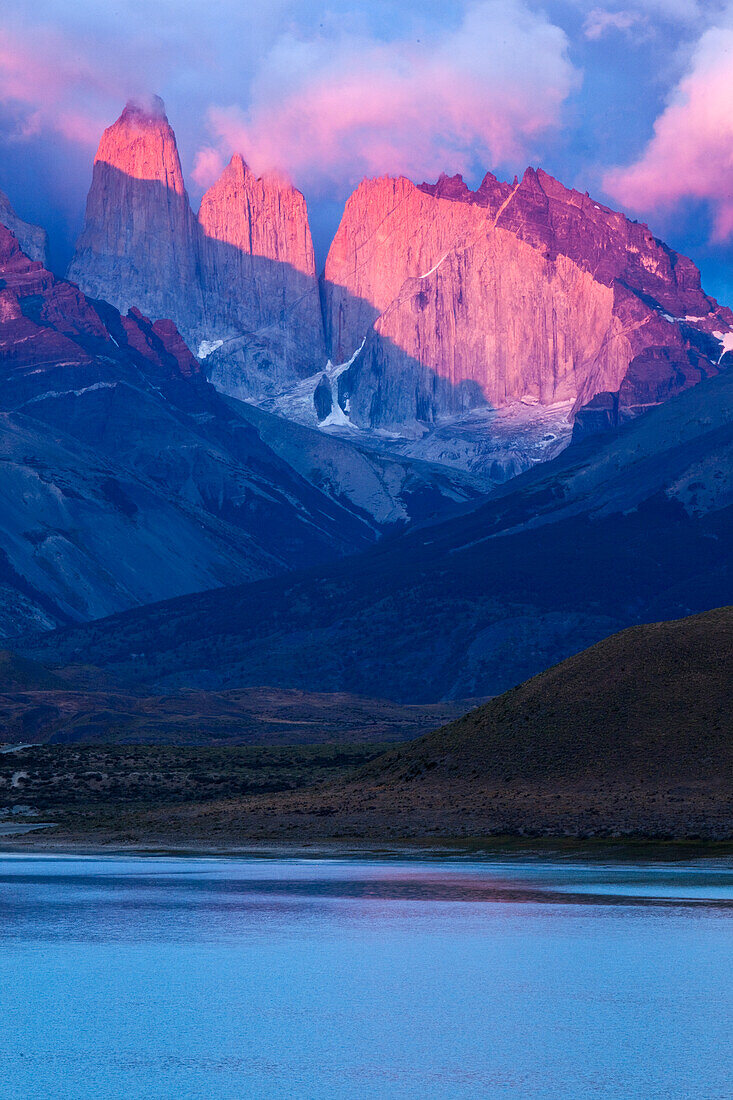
[98,96,183,187]
[68,97,202,327]
[197,154,325,397]
[198,154,316,278]
[69,102,325,401]
[323,167,733,435]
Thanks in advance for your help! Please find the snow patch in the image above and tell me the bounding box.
[23,382,118,405]
[197,339,224,360]
[417,254,449,280]
[319,402,354,429]
[712,330,733,364]
[314,338,368,430]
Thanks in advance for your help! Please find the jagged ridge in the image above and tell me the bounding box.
[68,99,324,400]
[323,168,733,434]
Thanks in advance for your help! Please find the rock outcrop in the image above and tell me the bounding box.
[197,154,325,399]
[0,189,48,266]
[0,222,490,635]
[0,219,201,392]
[0,222,372,633]
[323,168,733,433]
[67,97,203,328]
[68,100,324,399]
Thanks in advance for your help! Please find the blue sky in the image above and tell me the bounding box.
[1,0,731,302]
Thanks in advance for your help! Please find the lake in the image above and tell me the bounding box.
[0,853,731,1098]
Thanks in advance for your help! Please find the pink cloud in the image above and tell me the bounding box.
[192,146,226,188]
[198,0,578,193]
[0,27,116,145]
[604,22,733,240]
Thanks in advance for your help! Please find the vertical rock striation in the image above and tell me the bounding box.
[69,100,325,400]
[197,154,325,399]
[68,96,203,329]
[323,168,733,434]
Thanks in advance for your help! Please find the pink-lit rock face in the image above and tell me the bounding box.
[199,154,317,279]
[68,98,203,329]
[197,154,325,396]
[324,168,733,432]
[69,101,325,399]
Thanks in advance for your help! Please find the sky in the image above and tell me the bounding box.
[1,0,732,303]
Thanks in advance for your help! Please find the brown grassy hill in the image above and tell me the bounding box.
[366,605,733,788]
[145,608,730,843]
[7,610,731,846]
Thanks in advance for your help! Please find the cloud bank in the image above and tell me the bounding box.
[195,1,578,191]
[605,15,733,240]
[0,25,115,145]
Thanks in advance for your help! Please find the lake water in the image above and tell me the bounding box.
[0,854,731,1099]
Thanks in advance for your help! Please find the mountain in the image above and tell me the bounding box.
[68,98,324,400]
[322,169,733,435]
[198,154,326,399]
[21,365,732,698]
[229,399,492,528]
[206,608,732,841]
[0,221,493,636]
[67,103,731,483]
[0,189,48,266]
[0,221,368,635]
[67,96,202,332]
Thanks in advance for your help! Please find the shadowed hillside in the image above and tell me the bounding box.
[10,609,731,847]
[0,662,470,746]
[363,606,733,789]
[22,369,733,702]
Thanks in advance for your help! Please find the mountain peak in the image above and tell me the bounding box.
[119,94,168,126]
[324,161,731,432]
[227,152,250,176]
[68,100,199,322]
[93,98,184,193]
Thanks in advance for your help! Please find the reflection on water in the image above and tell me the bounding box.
[0,854,731,1099]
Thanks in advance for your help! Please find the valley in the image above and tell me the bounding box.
[2,13,732,1100]
[5,608,731,848]
[0,96,730,848]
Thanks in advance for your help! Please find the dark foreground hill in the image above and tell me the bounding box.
[234,607,730,841]
[8,609,731,846]
[22,368,733,702]
[359,606,733,792]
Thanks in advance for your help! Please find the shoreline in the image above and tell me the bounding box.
[4,832,733,862]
